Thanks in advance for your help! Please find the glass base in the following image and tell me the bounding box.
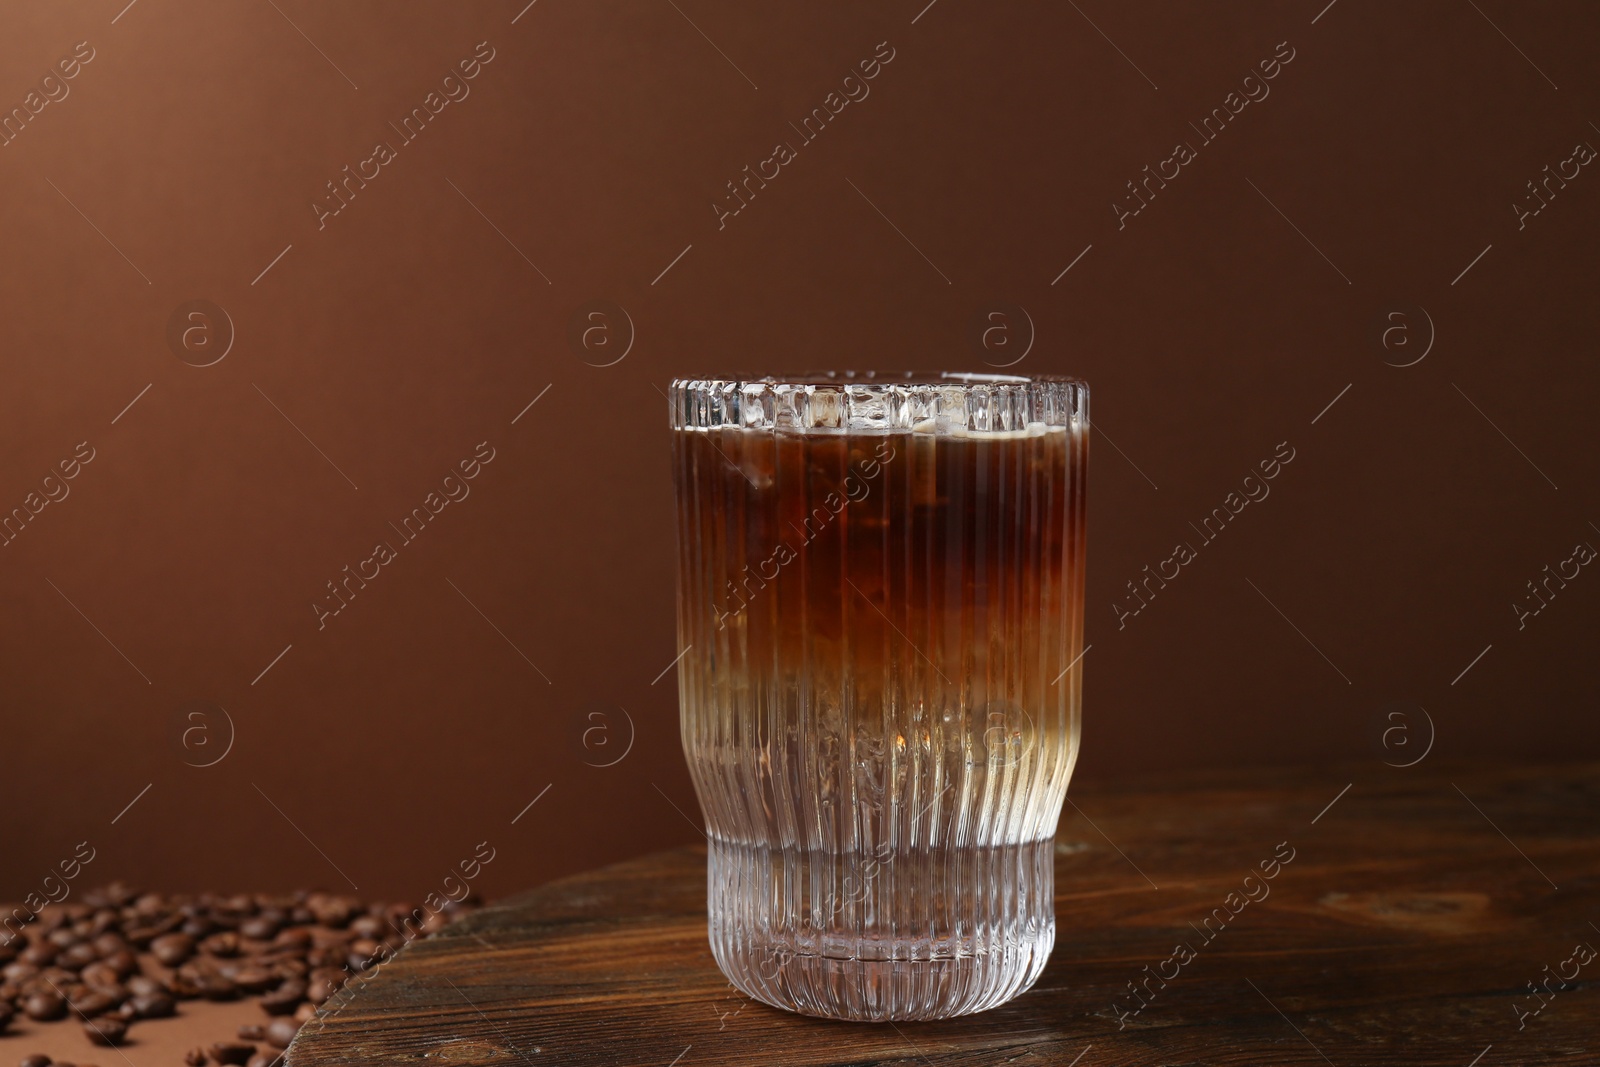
[706,838,1056,1022]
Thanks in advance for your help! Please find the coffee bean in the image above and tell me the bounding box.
[202,932,241,958]
[28,970,78,996]
[237,1024,265,1041]
[345,944,381,973]
[150,933,194,966]
[102,885,139,908]
[239,915,283,942]
[208,1043,255,1066]
[128,992,175,1019]
[272,928,312,951]
[47,929,80,949]
[83,1018,126,1047]
[264,1018,300,1050]
[292,1002,317,1024]
[154,911,187,934]
[100,950,137,979]
[259,978,305,1015]
[230,967,276,995]
[57,943,99,970]
[197,973,239,1001]
[0,1002,13,1033]
[307,897,355,928]
[78,963,122,992]
[182,1051,206,1067]
[70,991,118,1018]
[347,916,384,941]
[253,945,298,966]
[35,966,78,988]
[305,946,346,970]
[271,959,308,980]
[19,944,56,967]
[90,934,127,959]
[124,975,166,997]
[19,1055,52,1067]
[3,962,38,983]
[119,926,153,949]
[167,973,204,999]
[22,993,66,1021]
[14,977,50,999]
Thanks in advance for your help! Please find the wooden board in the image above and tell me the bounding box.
[286,763,1600,1066]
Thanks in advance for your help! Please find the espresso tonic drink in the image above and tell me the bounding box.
[670,373,1088,1021]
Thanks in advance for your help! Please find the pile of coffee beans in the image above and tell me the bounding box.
[0,883,476,1067]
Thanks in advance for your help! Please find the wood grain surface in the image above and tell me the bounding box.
[286,763,1599,1066]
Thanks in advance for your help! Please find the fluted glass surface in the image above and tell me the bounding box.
[670,371,1088,1022]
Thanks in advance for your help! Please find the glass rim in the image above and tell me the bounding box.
[670,371,1088,434]
[671,370,1087,390]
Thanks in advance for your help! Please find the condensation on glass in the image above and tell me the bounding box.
[670,372,1088,1021]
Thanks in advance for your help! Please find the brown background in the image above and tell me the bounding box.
[2,0,1596,903]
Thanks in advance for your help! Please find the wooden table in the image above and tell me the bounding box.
[286,763,1599,1066]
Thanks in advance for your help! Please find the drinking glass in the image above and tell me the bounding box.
[669,371,1088,1021]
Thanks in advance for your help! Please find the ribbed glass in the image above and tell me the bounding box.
[670,371,1088,1022]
